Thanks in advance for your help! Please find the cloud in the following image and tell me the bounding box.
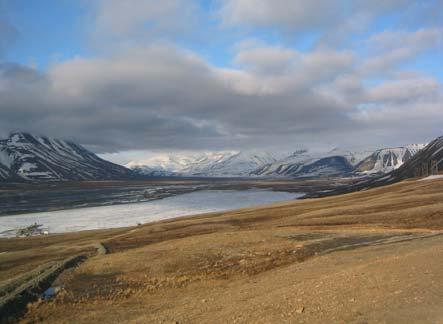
[366,28,443,54]
[347,72,443,144]
[366,77,440,104]
[234,46,299,74]
[232,44,354,92]
[218,0,442,56]
[92,0,203,42]
[219,0,411,41]
[220,0,342,31]
[351,99,443,145]
[358,28,443,76]
[360,48,415,76]
[1,1,442,153]
[0,45,359,152]
[2,36,442,152]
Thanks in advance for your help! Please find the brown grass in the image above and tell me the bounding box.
[1,178,442,323]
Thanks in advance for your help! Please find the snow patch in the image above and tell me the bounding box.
[417,175,443,181]
[0,150,13,168]
[19,162,37,172]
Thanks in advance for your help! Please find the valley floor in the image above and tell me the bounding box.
[0,178,341,216]
[1,178,443,323]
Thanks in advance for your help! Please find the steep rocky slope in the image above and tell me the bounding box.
[354,144,425,174]
[0,132,136,182]
[389,137,443,181]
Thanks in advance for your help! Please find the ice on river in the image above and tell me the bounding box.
[0,189,303,237]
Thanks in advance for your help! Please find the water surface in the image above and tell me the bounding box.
[0,189,303,236]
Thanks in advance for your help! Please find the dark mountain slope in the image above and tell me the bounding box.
[0,132,137,182]
[308,136,443,198]
[389,136,443,181]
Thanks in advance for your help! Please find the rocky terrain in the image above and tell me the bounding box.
[0,133,136,182]
[319,135,443,197]
[354,144,425,174]
[389,136,443,181]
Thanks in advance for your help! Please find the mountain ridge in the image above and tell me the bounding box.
[0,131,429,182]
[0,132,136,182]
[127,144,425,178]
[354,144,426,174]
[309,136,443,198]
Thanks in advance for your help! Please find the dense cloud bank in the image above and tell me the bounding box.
[0,0,442,153]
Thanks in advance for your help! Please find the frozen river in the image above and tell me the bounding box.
[0,189,303,237]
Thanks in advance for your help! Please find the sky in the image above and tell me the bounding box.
[0,0,442,163]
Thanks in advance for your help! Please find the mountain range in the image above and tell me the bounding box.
[126,145,426,178]
[126,151,281,178]
[0,132,432,183]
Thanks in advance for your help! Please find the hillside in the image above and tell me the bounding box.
[253,152,355,177]
[355,144,425,174]
[0,132,136,182]
[389,136,443,180]
[2,177,443,323]
[315,136,443,197]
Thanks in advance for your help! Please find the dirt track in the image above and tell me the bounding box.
[1,178,443,323]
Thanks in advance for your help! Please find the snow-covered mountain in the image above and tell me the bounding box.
[388,138,442,181]
[128,144,425,178]
[257,145,425,177]
[321,137,442,196]
[0,132,426,182]
[251,147,377,178]
[252,150,355,178]
[0,132,136,182]
[354,144,426,174]
[127,151,279,177]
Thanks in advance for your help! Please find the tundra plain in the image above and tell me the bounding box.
[1,178,443,323]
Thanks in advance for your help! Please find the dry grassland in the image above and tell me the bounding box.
[1,178,442,323]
